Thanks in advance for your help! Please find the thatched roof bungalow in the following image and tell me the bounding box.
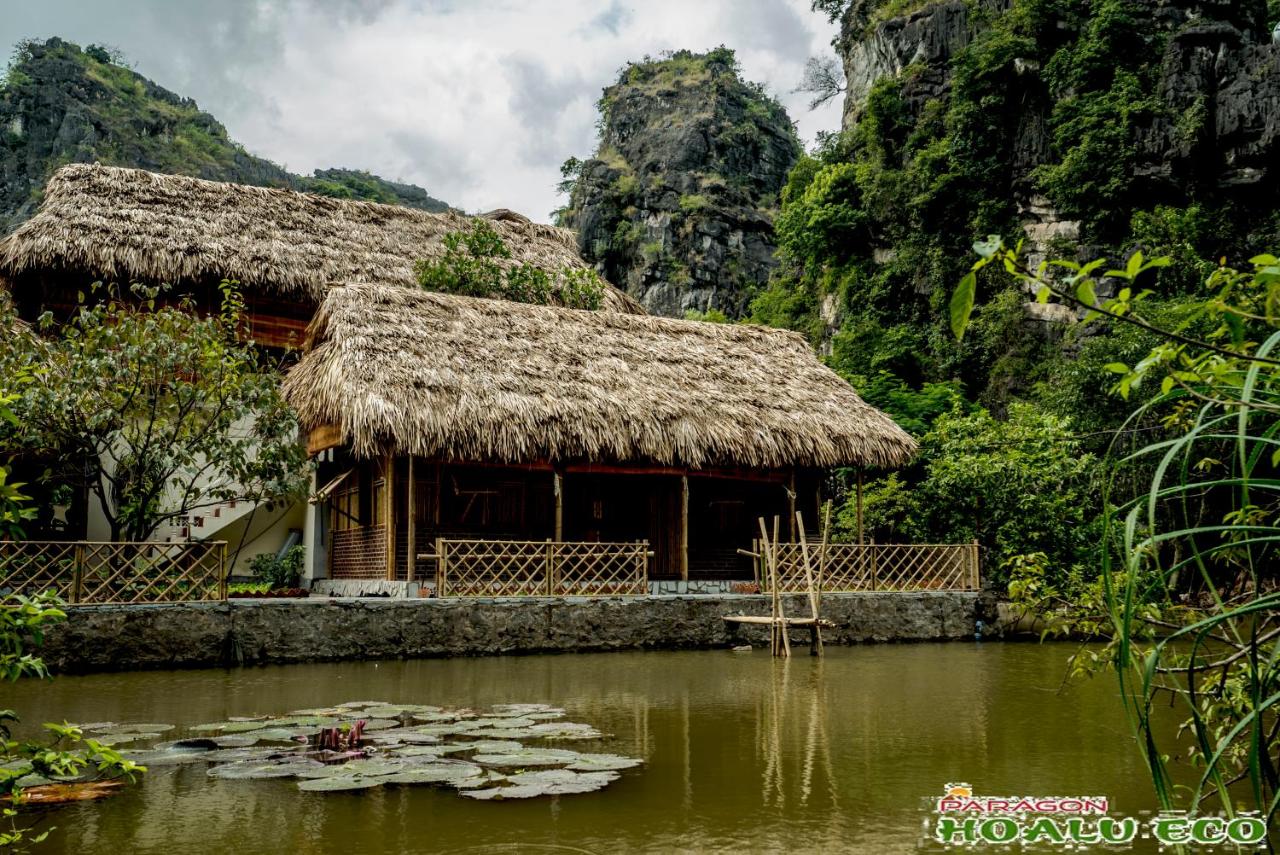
[286,284,916,584]
[0,164,643,346]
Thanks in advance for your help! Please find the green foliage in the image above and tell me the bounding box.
[248,545,304,590]
[683,308,730,323]
[415,221,606,311]
[0,593,62,683]
[677,193,710,214]
[227,581,272,595]
[837,402,1098,583]
[300,170,449,213]
[2,282,308,542]
[953,243,1280,821]
[841,370,966,437]
[774,162,871,270]
[1,593,143,849]
[0,373,36,539]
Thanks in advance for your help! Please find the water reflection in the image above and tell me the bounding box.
[6,643,1173,854]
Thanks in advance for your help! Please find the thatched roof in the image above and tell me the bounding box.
[0,164,644,314]
[283,284,918,470]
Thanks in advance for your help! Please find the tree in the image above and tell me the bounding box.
[4,282,308,542]
[794,56,846,111]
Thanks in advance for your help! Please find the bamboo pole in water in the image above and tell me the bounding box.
[795,511,823,656]
[768,514,778,655]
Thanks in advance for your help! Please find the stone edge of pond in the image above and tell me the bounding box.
[36,591,996,674]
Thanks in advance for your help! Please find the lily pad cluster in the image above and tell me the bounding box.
[74,702,641,800]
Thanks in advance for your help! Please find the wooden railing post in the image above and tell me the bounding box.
[435,537,446,598]
[640,539,649,591]
[71,543,85,604]
[546,538,555,596]
[219,541,229,600]
[970,539,980,590]
[869,539,878,592]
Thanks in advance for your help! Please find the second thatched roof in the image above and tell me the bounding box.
[0,164,644,314]
[284,284,918,470]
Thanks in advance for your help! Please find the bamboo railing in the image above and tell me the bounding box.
[0,540,228,604]
[757,541,979,593]
[425,539,650,597]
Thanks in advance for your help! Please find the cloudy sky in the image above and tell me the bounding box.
[0,0,842,221]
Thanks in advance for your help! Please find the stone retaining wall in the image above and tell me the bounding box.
[37,592,991,674]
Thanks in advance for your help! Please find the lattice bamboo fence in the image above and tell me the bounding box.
[758,541,979,593]
[0,541,227,604]
[431,539,649,597]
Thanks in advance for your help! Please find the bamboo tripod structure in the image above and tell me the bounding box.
[728,504,833,657]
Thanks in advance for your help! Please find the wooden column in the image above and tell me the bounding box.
[553,469,563,541]
[787,469,797,542]
[856,468,865,545]
[405,456,416,581]
[384,454,396,581]
[679,474,689,581]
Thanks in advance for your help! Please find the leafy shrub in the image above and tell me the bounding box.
[248,545,304,590]
[415,221,604,310]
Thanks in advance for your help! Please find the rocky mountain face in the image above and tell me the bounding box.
[837,0,1280,265]
[0,38,449,232]
[558,48,801,318]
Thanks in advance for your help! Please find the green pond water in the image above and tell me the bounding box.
[6,642,1183,854]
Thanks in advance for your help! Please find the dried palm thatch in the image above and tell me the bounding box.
[284,284,918,469]
[0,164,644,314]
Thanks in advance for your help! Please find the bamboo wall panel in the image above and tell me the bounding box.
[0,541,226,604]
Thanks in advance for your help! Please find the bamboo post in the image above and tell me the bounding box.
[869,538,878,592]
[795,511,823,657]
[640,539,649,590]
[774,516,790,657]
[757,517,777,655]
[971,539,980,590]
[219,541,229,600]
[546,538,555,596]
[406,456,416,582]
[817,501,831,615]
[72,543,85,604]
[384,454,396,581]
[787,471,797,542]
[752,538,761,588]
[856,468,864,545]
[679,474,689,582]
[553,470,563,541]
[435,537,446,598]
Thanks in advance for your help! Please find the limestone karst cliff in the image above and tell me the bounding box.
[558,48,801,318]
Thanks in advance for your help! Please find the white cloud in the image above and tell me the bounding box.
[0,0,843,220]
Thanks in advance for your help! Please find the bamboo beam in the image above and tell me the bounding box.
[406,456,416,582]
[680,474,689,582]
[553,470,563,541]
[384,454,396,581]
